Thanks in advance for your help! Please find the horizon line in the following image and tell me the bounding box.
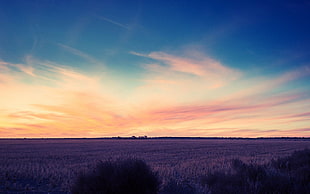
[1,136,309,140]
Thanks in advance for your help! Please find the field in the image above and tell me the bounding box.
[0,138,309,193]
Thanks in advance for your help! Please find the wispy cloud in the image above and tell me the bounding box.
[58,43,105,67]
[0,60,36,77]
[131,50,241,89]
[98,16,130,30]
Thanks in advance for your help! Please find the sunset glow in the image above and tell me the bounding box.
[1,1,309,137]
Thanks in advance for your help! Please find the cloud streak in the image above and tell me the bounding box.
[98,16,130,30]
[58,43,105,67]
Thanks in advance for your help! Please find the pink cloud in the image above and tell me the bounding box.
[132,50,241,89]
[148,51,237,77]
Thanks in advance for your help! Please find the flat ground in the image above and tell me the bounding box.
[0,138,309,193]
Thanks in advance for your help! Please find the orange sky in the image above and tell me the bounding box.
[1,52,309,138]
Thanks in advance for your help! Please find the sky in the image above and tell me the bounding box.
[0,0,310,138]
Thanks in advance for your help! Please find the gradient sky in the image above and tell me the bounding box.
[1,0,310,138]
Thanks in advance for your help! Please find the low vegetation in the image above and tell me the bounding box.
[201,149,310,194]
[71,149,309,194]
[0,139,309,193]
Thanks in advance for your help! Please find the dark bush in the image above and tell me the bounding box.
[271,148,310,193]
[201,171,246,194]
[202,149,310,194]
[272,149,310,172]
[71,159,160,194]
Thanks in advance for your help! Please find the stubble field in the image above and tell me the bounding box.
[0,138,309,193]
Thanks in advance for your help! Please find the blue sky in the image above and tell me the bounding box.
[0,0,310,137]
[2,0,309,69]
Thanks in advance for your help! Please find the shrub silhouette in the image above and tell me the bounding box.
[71,159,160,194]
[271,148,310,193]
[202,149,310,194]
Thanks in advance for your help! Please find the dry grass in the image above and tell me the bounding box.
[0,139,309,193]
